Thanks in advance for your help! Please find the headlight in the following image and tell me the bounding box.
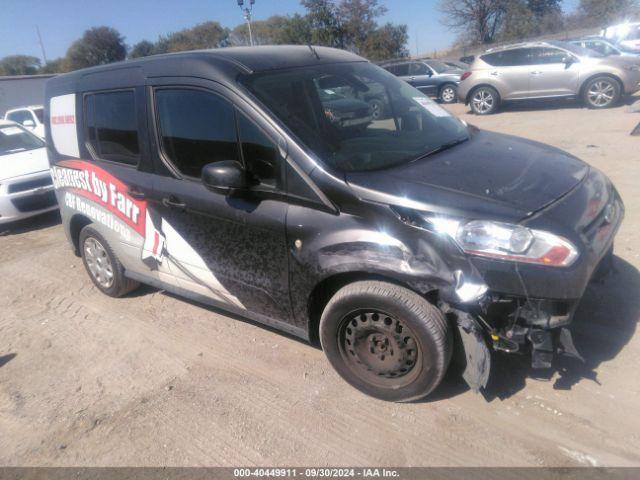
[424,217,579,267]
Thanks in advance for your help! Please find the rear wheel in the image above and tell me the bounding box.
[583,76,621,109]
[439,84,458,104]
[80,225,139,297]
[319,281,452,402]
[470,86,500,115]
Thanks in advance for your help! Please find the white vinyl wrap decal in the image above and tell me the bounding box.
[54,160,245,310]
[50,94,80,158]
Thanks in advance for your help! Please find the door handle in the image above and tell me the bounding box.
[127,186,146,200]
[530,71,542,75]
[490,71,499,76]
[162,196,186,209]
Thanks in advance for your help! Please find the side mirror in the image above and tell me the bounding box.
[563,56,576,67]
[23,119,35,128]
[202,160,247,194]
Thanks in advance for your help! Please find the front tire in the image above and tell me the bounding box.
[439,84,458,104]
[80,225,139,297]
[469,86,500,115]
[319,281,452,402]
[583,76,621,109]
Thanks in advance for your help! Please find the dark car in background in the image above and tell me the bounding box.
[381,59,462,103]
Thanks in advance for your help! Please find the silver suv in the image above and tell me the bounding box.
[457,40,640,114]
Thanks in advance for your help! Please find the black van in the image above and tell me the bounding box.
[45,46,623,401]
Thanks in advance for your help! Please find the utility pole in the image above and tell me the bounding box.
[36,26,48,65]
[237,0,256,46]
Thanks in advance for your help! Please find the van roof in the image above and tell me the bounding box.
[53,45,365,79]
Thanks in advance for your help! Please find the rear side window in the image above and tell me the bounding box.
[385,63,409,76]
[85,90,139,165]
[481,49,529,67]
[529,48,567,64]
[155,88,239,178]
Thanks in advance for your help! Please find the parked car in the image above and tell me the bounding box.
[457,40,640,114]
[0,120,57,224]
[602,22,640,53]
[47,46,623,401]
[569,36,640,57]
[4,105,46,139]
[316,74,388,121]
[381,59,462,103]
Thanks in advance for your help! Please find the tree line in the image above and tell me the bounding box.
[439,0,639,46]
[0,0,408,76]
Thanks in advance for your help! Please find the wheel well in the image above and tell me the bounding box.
[69,214,92,256]
[579,73,623,97]
[465,83,500,105]
[306,272,438,346]
[439,82,457,93]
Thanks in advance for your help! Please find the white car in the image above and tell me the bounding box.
[4,105,46,139]
[0,120,57,225]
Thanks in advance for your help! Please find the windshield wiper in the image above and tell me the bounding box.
[411,136,470,163]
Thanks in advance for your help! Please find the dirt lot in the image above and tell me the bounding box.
[1,97,639,467]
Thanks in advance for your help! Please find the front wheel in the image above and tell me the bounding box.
[583,76,621,109]
[439,84,458,104]
[470,86,500,115]
[319,281,452,402]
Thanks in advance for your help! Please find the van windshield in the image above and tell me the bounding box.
[241,62,469,172]
[0,124,44,156]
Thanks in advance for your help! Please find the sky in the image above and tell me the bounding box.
[0,0,580,62]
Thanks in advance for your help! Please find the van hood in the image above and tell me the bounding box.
[0,147,49,181]
[345,129,589,219]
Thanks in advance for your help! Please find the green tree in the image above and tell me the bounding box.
[230,15,298,45]
[0,55,41,76]
[65,26,127,70]
[577,0,637,26]
[361,23,409,60]
[40,57,69,74]
[302,0,345,47]
[499,0,537,40]
[339,0,387,52]
[129,40,156,58]
[156,21,229,53]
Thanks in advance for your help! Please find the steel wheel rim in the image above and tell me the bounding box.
[472,89,494,113]
[84,237,114,289]
[338,310,422,388]
[588,80,615,106]
[442,87,455,102]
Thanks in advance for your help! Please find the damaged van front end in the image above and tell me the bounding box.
[346,135,624,393]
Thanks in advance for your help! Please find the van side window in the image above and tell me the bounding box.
[85,90,139,165]
[237,112,279,188]
[155,89,239,178]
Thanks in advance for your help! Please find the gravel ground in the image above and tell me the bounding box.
[1,96,639,467]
